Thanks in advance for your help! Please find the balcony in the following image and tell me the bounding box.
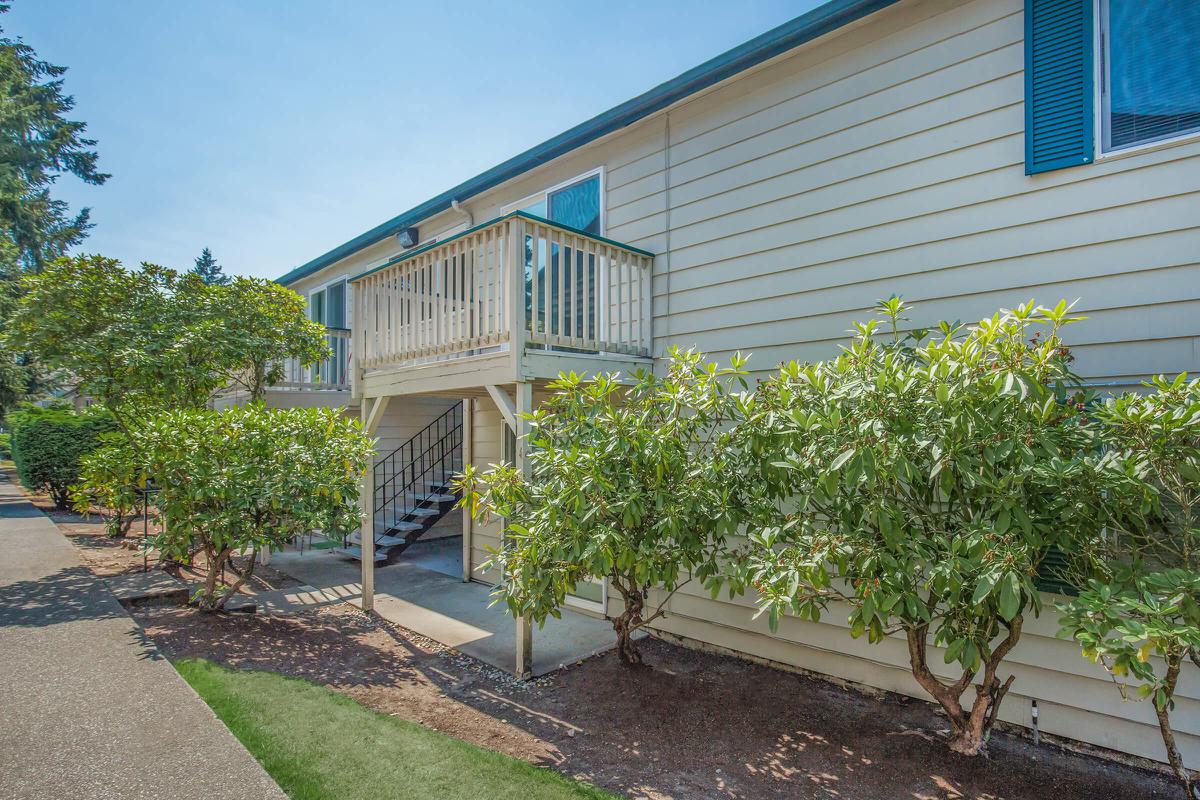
[277,327,351,391]
[350,212,653,396]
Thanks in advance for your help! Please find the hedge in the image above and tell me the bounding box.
[9,405,118,509]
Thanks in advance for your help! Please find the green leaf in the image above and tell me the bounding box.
[998,572,1021,621]
[971,573,997,605]
[831,448,855,471]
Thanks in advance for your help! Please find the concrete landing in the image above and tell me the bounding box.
[271,547,621,676]
[0,471,285,800]
[105,569,189,607]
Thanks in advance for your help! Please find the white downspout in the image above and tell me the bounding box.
[450,198,473,227]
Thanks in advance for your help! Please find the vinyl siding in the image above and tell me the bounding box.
[285,0,1200,767]
[370,396,459,461]
[616,0,1200,390]
[466,388,559,582]
[598,0,1198,767]
[467,395,505,584]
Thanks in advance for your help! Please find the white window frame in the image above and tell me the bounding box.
[307,273,351,330]
[501,166,606,235]
[1094,0,1200,159]
[302,273,352,387]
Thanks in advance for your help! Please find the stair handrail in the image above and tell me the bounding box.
[372,403,463,541]
[374,402,462,465]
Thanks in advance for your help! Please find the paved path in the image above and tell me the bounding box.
[0,472,286,800]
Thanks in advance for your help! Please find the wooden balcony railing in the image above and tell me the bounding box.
[276,327,351,390]
[351,212,653,372]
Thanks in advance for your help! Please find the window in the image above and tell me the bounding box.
[308,278,349,385]
[507,169,603,234]
[309,279,347,329]
[546,174,601,235]
[1100,0,1200,152]
[505,170,604,342]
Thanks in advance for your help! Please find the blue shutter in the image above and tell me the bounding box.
[1024,0,1095,174]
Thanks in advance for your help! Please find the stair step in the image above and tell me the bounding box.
[414,492,457,503]
[381,520,423,533]
[334,546,389,562]
[395,506,439,518]
[348,533,408,549]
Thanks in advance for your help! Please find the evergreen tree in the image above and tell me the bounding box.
[0,4,104,415]
[191,247,229,285]
[0,4,108,271]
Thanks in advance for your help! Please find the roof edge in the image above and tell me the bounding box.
[277,0,899,286]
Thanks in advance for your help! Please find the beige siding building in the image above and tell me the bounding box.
[274,0,1200,770]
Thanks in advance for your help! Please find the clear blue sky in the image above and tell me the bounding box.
[10,1,819,280]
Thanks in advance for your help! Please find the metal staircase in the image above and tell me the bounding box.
[338,403,463,562]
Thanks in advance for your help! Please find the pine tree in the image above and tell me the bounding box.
[0,4,108,272]
[0,4,104,415]
[191,247,229,285]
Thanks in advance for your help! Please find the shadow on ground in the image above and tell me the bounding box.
[0,494,44,518]
[137,603,1173,800]
[0,566,125,628]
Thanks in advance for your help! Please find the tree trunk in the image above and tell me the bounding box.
[609,575,646,666]
[213,548,259,611]
[197,545,230,612]
[906,616,1023,755]
[946,671,1017,755]
[250,361,267,404]
[50,486,70,511]
[612,609,643,665]
[109,508,135,539]
[1154,656,1200,799]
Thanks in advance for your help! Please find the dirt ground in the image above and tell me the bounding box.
[22,482,1177,800]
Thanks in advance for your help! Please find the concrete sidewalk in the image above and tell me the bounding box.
[0,472,285,800]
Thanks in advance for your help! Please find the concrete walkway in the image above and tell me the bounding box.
[271,546,623,676]
[0,472,285,800]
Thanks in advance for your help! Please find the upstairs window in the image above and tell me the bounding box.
[309,279,347,329]
[1100,0,1200,152]
[546,174,601,235]
[514,172,602,235]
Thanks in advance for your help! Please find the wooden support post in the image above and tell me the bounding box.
[507,217,527,375]
[359,395,389,613]
[461,398,473,583]
[513,381,533,679]
[350,282,364,400]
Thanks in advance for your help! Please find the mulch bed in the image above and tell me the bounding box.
[13,473,1176,800]
[13,479,303,594]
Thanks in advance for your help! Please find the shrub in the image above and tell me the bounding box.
[736,299,1115,755]
[0,431,10,460]
[75,405,374,611]
[5,255,329,423]
[456,349,751,664]
[1057,374,1200,799]
[9,405,117,508]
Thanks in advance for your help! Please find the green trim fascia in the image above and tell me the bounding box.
[348,211,654,283]
[278,0,899,287]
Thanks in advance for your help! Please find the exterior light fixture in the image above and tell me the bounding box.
[396,227,419,249]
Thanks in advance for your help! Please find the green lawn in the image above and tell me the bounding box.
[175,659,618,800]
